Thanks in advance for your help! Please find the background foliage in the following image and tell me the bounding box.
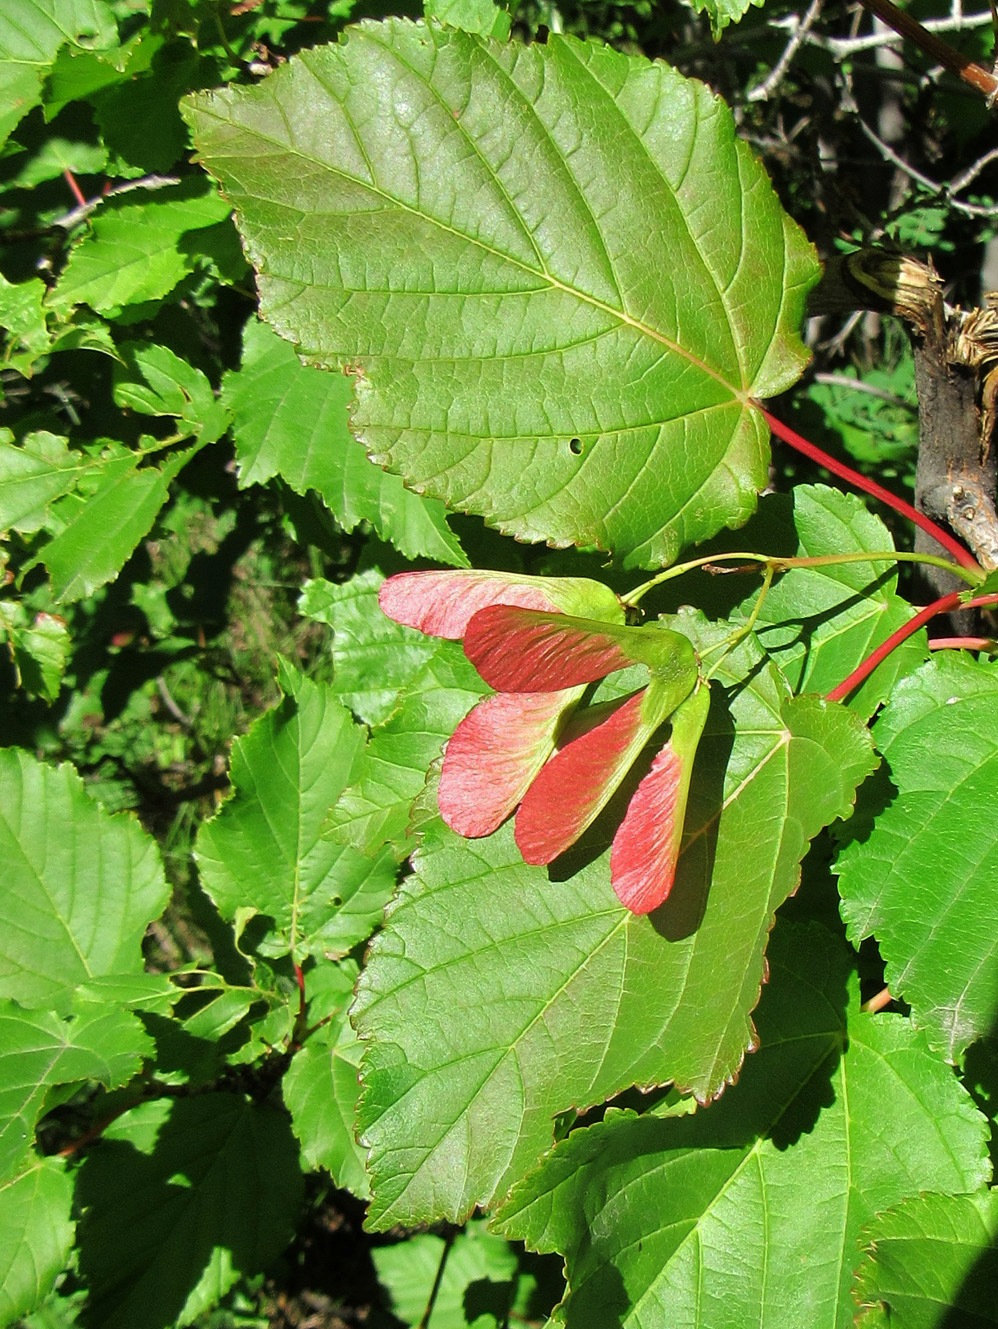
[2,0,998,1326]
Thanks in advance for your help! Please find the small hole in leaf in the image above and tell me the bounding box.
[568,438,583,455]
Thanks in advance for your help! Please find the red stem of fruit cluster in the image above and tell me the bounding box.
[930,636,997,651]
[827,592,998,701]
[759,407,981,572]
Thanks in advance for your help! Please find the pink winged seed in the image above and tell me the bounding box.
[464,606,635,692]
[514,690,647,864]
[437,689,580,837]
[609,743,684,915]
[378,570,560,639]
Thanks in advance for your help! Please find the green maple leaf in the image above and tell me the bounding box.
[185,22,819,568]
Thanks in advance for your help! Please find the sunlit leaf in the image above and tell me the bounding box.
[186,23,818,568]
[196,668,398,962]
[836,654,998,1060]
[0,1156,74,1326]
[0,749,169,1011]
[495,924,990,1329]
[0,1000,149,1181]
[352,616,876,1227]
[222,319,466,566]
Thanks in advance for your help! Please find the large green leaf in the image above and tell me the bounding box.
[185,23,818,568]
[494,924,991,1329]
[0,999,149,1182]
[0,749,170,1011]
[853,1190,998,1328]
[0,1156,74,1327]
[196,667,399,961]
[222,320,466,567]
[351,615,876,1228]
[75,1094,303,1329]
[836,655,998,1060]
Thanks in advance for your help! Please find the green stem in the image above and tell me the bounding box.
[622,547,982,608]
[702,563,776,676]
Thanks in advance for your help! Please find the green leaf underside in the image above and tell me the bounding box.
[0,1157,74,1326]
[222,320,466,565]
[853,1191,998,1328]
[75,1094,304,1329]
[493,924,990,1329]
[836,654,998,1061]
[0,749,170,1011]
[351,613,876,1228]
[186,23,819,568]
[196,674,398,962]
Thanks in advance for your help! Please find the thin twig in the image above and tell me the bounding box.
[156,676,194,729]
[948,146,998,193]
[52,174,182,230]
[812,371,918,409]
[804,8,994,56]
[748,0,824,101]
[848,101,998,215]
[855,0,998,100]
